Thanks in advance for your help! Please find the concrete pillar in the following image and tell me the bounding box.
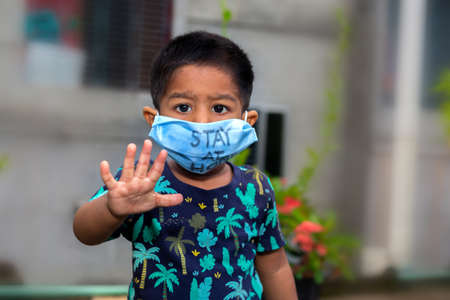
[388,0,427,269]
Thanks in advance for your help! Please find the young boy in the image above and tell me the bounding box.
[73,31,297,300]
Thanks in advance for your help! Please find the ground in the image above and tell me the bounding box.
[92,287,450,300]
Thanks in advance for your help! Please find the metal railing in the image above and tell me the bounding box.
[0,285,128,298]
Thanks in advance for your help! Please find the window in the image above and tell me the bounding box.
[24,0,172,89]
[422,0,450,109]
[245,106,286,177]
[83,0,172,89]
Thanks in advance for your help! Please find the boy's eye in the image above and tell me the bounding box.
[212,105,228,113]
[176,104,191,113]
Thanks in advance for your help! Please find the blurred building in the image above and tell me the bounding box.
[0,0,449,286]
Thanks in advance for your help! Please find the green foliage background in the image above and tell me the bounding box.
[434,70,450,143]
[0,155,8,172]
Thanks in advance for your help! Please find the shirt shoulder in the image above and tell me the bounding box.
[234,164,274,195]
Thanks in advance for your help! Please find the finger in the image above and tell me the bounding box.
[100,160,117,189]
[153,193,183,208]
[135,140,152,178]
[147,150,168,187]
[120,143,136,181]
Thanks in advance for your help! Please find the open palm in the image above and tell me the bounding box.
[100,139,183,218]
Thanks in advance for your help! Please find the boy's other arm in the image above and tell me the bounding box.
[73,140,183,245]
[255,248,298,300]
[73,193,126,245]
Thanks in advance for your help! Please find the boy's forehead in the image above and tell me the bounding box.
[164,65,242,100]
[170,64,233,82]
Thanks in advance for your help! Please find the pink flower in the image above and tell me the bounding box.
[293,232,313,246]
[280,177,288,186]
[316,244,327,256]
[301,243,314,253]
[295,221,323,234]
[277,197,301,214]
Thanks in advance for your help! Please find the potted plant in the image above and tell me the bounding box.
[272,175,359,299]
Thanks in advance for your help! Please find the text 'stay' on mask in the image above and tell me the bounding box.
[148,113,258,174]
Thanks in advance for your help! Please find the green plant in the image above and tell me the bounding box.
[279,10,360,285]
[219,0,232,37]
[277,9,359,285]
[274,181,359,284]
[0,155,8,172]
[434,70,450,144]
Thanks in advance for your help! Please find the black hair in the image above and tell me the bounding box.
[150,31,254,111]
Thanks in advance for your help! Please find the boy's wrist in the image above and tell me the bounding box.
[104,196,127,223]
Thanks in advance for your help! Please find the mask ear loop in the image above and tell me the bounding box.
[244,111,248,122]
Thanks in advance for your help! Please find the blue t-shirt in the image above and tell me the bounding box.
[89,162,285,300]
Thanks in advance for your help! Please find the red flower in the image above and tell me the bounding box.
[316,244,327,256]
[301,243,314,253]
[292,231,315,253]
[277,197,301,214]
[293,232,313,245]
[295,221,323,234]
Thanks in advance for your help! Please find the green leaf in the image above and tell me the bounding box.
[219,0,232,37]
[190,278,199,299]
[223,9,232,22]
[230,148,250,166]
[222,247,234,276]
[314,270,324,284]
[132,215,144,241]
[0,155,8,171]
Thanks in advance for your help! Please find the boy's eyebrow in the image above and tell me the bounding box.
[167,92,197,100]
[208,94,238,102]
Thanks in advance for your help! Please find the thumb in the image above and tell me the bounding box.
[153,193,183,208]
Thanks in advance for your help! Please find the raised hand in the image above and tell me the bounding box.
[99,139,183,218]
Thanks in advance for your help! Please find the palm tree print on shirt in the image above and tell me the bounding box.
[245,168,264,195]
[132,214,144,242]
[142,218,162,244]
[149,264,179,300]
[128,281,135,300]
[235,183,259,219]
[265,207,278,228]
[216,208,244,256]
[165,226,195,275]
[154,176,177,222]
[132,243,160,289]
[224,275,248,300]
[270,236,280,250]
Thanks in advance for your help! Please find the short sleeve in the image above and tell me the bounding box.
[89,167,133,241]
[255,174,286,253]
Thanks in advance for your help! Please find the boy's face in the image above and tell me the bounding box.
[143,65,258,126]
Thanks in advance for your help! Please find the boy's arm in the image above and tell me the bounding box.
[73,140,183,245]
[255,248,298,300]
[73,194,126,245]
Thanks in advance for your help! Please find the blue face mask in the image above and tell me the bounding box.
[148,112,258,174]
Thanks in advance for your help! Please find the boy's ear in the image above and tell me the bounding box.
[142,106,158,127]
[243,110,258,126]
